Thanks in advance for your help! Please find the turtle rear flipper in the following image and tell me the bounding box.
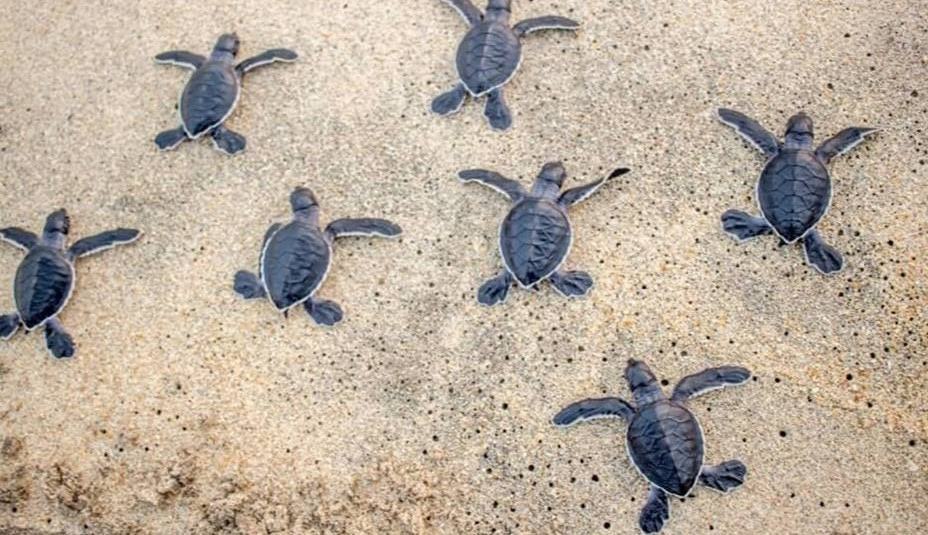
[721,210,772,242]
[700,460,747,494]
[0,314,20,340]
[550,270,593,298]
[803,230,843,274]
[484,89,512,131]
[211,126,247,155]
[155,127,189,151]
[234,271,266,300]
[478,271,512,306]
[639,486,670,534]
[432,84,468,116]
[305,298,343,326]
[44,319,74,359]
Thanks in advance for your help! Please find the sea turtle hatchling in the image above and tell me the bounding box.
[717,108,879,274]
[459,162,628,306]
[233,187,402,326]
[0,210,141,358]
[554,359,751,534]
[154,33,297,155]
[432,0,580,130]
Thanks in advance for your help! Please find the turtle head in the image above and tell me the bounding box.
[290,187,320,221]
[625,359,663,405]
[44,209,70,235]
[540,161,567,186]
[212,33,240,58]
[539,161,567,186]
[42,209,70,248]
[485,0,512,21]
[531,161,567,198]
[784,112,814,149]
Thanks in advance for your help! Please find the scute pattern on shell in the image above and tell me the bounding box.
[758,150,831,243]
[500,199,570,287]
[261,221,330,311]
[456,23,522,96]
[15,247,73,329]
[627,401,704,497]
[180,63,239,136]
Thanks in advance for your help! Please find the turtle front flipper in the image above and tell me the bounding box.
[441,0,482,25]
[0,227,38,251]
[477,271,512,306]
[549,270,593,298]
[721,210,772,242]
[671,366,751,402]
[305,298,343,326]
[0,313,20,340]
[513,16,580,37]
[431,84,468,116]
[235,48,298,75]
[699,460,747,494]
[211,125,247,156]
[551,397,634,427]
[324,219,402,241]
[233,271,266,300]
[815,126,879,164]
[458,169,526,202]
[639,486,670,534]
[803,229,843,274]
[155,127,189,151]
[716,108,780,157]
[558,168,629,207]
[68,228,141,259]
[44,318,75,359]
[155,50,206,70]
[484,89,512,131]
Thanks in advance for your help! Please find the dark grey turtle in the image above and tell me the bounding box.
[717,108,879,274]
[554,359,751,534]
[154,33,297,155]
[459,162,628,306]
[432,0,580,130]
[0,210,141,359]
[233,187,402,326]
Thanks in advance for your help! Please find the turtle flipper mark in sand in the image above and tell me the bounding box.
[716,108,878,274]
[0,210,141,358]
[155,34,297,155]
[459,163,628,305]
[554,359,751,534]
[233,188,401,326]
[433,0,579,130]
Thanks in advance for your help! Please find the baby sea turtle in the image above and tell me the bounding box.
[233,187,402,326]
[554,359,751,534]
[154,33,297,155]
[459,162,628,305]
[432,0,580,130]
[0,210,141,358]
[717,108,878,274]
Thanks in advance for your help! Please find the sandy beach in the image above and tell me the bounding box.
[0,1,926,533]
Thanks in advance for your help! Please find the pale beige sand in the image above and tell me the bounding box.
[0,1,926,533]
